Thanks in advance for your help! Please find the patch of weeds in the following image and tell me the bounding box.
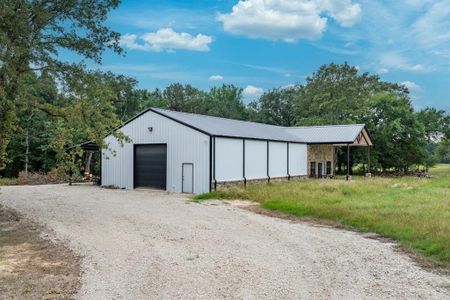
[24,283,34,294]
[192,191,228,202]
[102,185,120,189]
[186,254,200,261]
[0,178,17,186]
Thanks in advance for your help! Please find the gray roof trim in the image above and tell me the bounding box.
[149,108,212,136]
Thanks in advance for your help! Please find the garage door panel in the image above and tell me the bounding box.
[134,144,167,189]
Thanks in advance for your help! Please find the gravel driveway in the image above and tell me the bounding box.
[0,184,449,299]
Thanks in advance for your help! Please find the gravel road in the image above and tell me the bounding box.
[0,184,449,299]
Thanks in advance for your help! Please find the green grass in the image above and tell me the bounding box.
[0,177,17,186]
[192,190,230,202]
[196,164,450,268]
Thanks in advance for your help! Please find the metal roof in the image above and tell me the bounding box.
[285,124,366,144]
[151,108,304,142]
[117,107,369,144]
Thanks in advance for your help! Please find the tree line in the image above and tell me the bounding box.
[1,1,448,179]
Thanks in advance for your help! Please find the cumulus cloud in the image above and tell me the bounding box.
[217,0,361,42]
[120,28,213,52]
[209,75,224,81]
[401,81,422,92]
[243,85,264,96]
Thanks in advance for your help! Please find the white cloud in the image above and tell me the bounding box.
[281,83,296,90]
[337,1,450,74]
[120,28,213,52]
[377,68,389,74]
[209,75,224,81]
[379,52,432,73]
[217,0,361,42]
[401,81,422,92]
[410,1,450,49]
[243,85,264,96]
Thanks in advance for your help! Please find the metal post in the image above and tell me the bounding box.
[213,137,217,190]
[267,141,270,183]
[287,142,290,180]
[243,139,246,187]
[346,144,350,181]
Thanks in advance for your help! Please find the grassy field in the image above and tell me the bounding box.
[195,164,450,268]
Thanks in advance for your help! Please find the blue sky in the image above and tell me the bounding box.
[88,0,449,109]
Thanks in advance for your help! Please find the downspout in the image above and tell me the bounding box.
[209,136,212,192]
[213,136,217,190]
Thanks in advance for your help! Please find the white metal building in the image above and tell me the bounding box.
[101,108,371,194]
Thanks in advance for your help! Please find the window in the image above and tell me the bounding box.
[326,161,332,175]
[310,162,316,177]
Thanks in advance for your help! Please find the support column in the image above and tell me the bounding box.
[346,144,351,181]
[267,141,270,183]
[213,137,217,190]
[243,139,246,187]
[366,146,372,178]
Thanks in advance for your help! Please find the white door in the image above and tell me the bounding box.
[182,163,194,193]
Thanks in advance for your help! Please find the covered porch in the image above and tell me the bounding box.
[293,125,373,180]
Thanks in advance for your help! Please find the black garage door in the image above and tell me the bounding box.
[134,144,167,189]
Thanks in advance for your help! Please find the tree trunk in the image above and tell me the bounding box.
[25,127,29,176]
[0,109,5,169]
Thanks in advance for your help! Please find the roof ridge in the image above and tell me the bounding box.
[153,107,284,128]
[288,124,365,129]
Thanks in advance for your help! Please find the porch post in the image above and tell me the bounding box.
[367,146,371,174]
[346,144,350,181]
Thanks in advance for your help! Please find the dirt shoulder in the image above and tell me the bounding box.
[0,205,80,299]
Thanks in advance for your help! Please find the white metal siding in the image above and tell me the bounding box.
[102,110,210,194]
[269,142,288,178]
[245,140,268,180]
[289,143,307,176]
[215,137,243,182]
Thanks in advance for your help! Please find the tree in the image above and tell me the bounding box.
[9,71,58,176]
[416,108,449,170]
[251,86,298,126]
[44,70,130,176]
[293,62,406,126]
[207,85,248,120]
[364,93,426,171]
[436,138,450,163]
[416,108,448,143]
[0,0,121,168]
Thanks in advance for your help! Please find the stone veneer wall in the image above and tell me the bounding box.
[307,144,335,177]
